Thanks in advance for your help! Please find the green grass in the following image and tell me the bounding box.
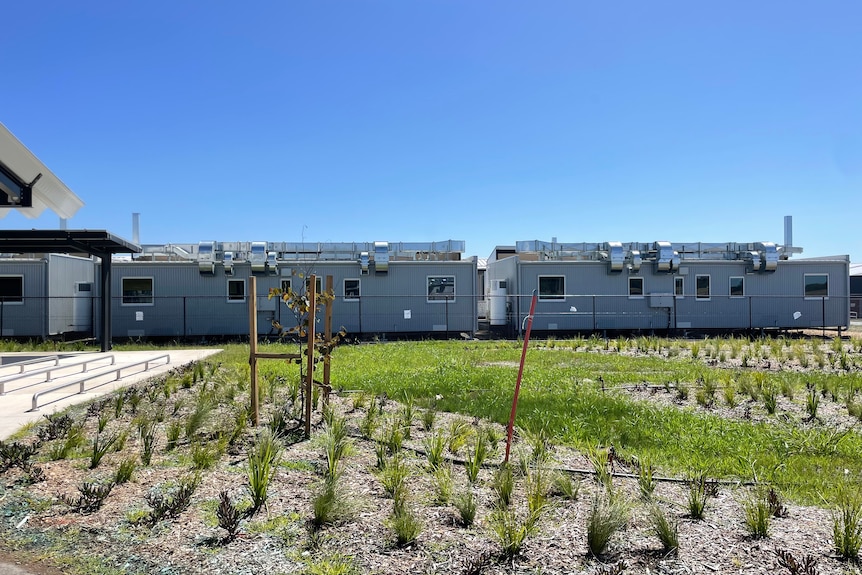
[325,340,862,505]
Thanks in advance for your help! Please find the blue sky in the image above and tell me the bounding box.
[1,1,860,261]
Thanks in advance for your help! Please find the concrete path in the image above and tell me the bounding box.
[0,349,222,440]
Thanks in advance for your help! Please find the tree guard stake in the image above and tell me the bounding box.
[504,289,538,464]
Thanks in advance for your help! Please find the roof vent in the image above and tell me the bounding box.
[629,250,642,272]
[250,242,267,273]
[608,242,624,273]
[654,241,679,273]
[360,252,369,275]
[266,251,278,274]
[758,242,778,272]
[223,251,234,275]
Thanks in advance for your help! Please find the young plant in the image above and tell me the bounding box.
[492,463,515,508]
[389,501,422,547]
[805,384,820,421]
[114,457,136,485]
[423,430,446,470]
[90,432,119,469]
[637,458,656,501]
[165,421,182,451]
[246,429,281,514]
[774,549,818,575]
[648,503,679,555]
[586,491,629,557]
[140,420,157,466]
[191,441,219,470]
[61,481,114,513]
[312,477,348,529]
[464,437,488,484]
[380,455,410,500]
[322,414,353,480]
[551,471,580,501]
[420,408,436,432]
[447,419,471,455]
[686,472,708,520]
[431,464,453,504]
[489,507,538,559]
[742,489,771,538]
[143,474,200,526]
[832,486,862,561]
[454,487,477,527]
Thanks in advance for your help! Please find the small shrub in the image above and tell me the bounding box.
[37,413,74,442]
[774,549,818,575]
[143,474,200,526]
[61,481,114,513]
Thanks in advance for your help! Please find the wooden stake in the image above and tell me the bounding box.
[304,275,316,439]
[323,275,333,405]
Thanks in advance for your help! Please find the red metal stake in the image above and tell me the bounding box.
[504,290,538,464]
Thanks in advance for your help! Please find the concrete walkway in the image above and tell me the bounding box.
[0,349,222,440]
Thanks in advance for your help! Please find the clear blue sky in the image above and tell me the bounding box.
[2,1,860,261]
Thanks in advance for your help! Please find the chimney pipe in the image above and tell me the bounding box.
[784,215,792,249]
[132,213,140,244]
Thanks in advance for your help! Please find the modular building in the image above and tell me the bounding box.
[486,240,850,335]
[0,254,95,338]
[108,240,477,339]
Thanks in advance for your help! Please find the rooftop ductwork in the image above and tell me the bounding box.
[607,242,624,273]
[758,242,778,272]
[223,251,234,275]
[198,241,216,274]
[629,250,642,272]
[654,241,680,273]
[374,241,389,273]
[360,252,369,275]
[266,251,278,274]
[250,242,267,273]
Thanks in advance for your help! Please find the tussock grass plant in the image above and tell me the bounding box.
[489,507,540,559]
[312,477,348,529]
[165,421,182,451]
[586,491,629,557]
[431,464,453,504]
[423,430,446,469]
[359,397,379,440]
[686,473,709,520]
[191,442,219,470]
[97,411,111,434]
[399,398,415,439]
[648,503,678,554]
[113,394,125,419]
[526,465,551,517]
[551,470,580,501]
[90,432,119,469]
[742,489,771,538]
[322,414,353,480]
[389,500,422,547]
[464,437,488,484]
[420,408,436,432]
[806,384,820,421]
[247,429,281,514]
[832,485,862,561]
[454,487,477,527]
[762,383,778,415]
[447,418,472,455]
[722,378,737,408]
[48,424,85,461]
[114,457,136,485]
[492,463,514,508]
[383,417,405,456]
[139,420,157,466]
[380,455,410,499]
[184,395,213,440]
[588,447,613,491]
[637,457,656,500]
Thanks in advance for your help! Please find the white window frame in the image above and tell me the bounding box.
[729,276,745,298]
[695,274,711,301]
[674,276,685,299]
[227,278,246,303]
[121,277,154,306]
[628,277,644,299]
[0,275,24,305]
[538,275,565,301]
[804,273,829,299]
[427,275,456,303]
[344,278,360,301]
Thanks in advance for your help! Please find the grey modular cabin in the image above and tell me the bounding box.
[109,240,477,339]
[486,239,850,335]
[0,254,95,338]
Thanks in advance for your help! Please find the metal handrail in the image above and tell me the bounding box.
[0,355,61,374]
[31,354,170,411]
[0,355,116,395]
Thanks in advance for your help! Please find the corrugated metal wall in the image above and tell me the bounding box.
[488,257,850,332]
[0,260,47,338]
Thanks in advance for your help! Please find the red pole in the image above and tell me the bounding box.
[504,290,538,464]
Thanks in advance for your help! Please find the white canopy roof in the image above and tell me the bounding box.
[0,122,84,219]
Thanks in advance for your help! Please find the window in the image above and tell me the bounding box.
[227,279,246,302]
[280,279,292,293]
[695,275,710,300]
[344,279,360,301]
[628,277,644,298]
[804,274,828,298]
[729,276,744,298]
[427,276,455,302]
[0,276,23,304]
[121,277,153,305]
[674,276,684,298]
[538,276,565,300]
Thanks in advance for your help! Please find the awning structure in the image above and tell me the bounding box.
[0,230,141,352]
[0,122,84,219]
